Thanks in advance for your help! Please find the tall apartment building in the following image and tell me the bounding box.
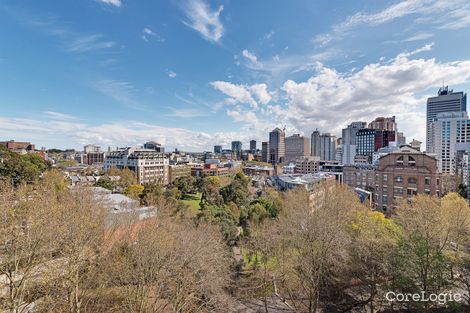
[368,116,397,131]
[231,141,242,160]
[311,130,321,157]
[374,145,440,215]
[269,128,285,165]
[285,134,310,163]
[342,122,366,165]
[426,86,467,152]
[104,147,169,185]
[319,133,337,161]
[430,111,470,174]
[82,144,105,165]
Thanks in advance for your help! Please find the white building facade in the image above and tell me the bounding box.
[104,147,169,185]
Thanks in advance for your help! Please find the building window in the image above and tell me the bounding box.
[382,195,388,203]
[383,174,388,182]
[425,177,431,185]
[395,176,403,183]
[408,156,416,166]
[408,177,417,184]
[394,187,403,195]
[397,156,404,165]
[407,188,417,196]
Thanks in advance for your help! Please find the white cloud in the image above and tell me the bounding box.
[211,81,273,108]
[313,0,470,46]
[242,49,258,63]
[249,84,271,105]
[167,71,177,78]
[141,27,164,42]
[0,115,262,152]
[181,0,224,42]
[96,0,122,7]
[67,34,115,53]
[278,43,470,143]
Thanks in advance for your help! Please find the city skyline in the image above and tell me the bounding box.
[2,1,470,151]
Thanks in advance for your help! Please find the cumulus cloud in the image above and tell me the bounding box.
[167,71,177,78]
[181,0,224,42]
[278,43,470,142]
[211,81,272,108]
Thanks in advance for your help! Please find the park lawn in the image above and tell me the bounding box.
[181,193,202,214]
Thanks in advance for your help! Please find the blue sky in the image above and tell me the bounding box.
[1,0,470,151]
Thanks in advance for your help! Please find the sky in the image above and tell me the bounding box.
[1,0,470,152]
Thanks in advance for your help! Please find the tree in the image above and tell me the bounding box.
[106,167,137,189]
[200,176,223,208]
[347,210,402,312]
[103,217,232,312]
[34,187,107,313]
[0,147,47,185]
[170,176,196,196]
[124,184,145,200]
[0,181,57,313]
[95,177,114,191]
[391,193,470,310]
[274,184,363,312]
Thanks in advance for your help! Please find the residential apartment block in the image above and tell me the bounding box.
[104,147,169,185]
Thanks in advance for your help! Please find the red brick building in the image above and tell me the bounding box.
[374,145,440,215]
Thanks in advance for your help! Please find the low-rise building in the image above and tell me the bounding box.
[295,156,320,174]
[191,163,229,177]
[343,164,376,189]
[243,165,274,176]
[272,173,336,192]
[168,164,192,183]
[0,140,35,153]
[374,145,441,215]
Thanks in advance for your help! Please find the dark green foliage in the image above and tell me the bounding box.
[0,147,47,184]
[220,172,250,208]
[170,176,197,195]
[95,177,114,191]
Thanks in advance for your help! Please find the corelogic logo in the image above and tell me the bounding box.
[385,291,462,305]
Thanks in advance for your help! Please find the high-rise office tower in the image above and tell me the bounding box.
[231,141,242,160]
[311,129,321,157]
[341,121,366,165]
[285,134,310,163]
[430,111,470,174]
[261,141,269,163]
[214,145,222,154]
[426,86,467,152]
[269,128,285,164]
[319,133,337,161]
[250,140,257,153]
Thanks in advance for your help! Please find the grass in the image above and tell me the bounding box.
[181,193,202,214]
